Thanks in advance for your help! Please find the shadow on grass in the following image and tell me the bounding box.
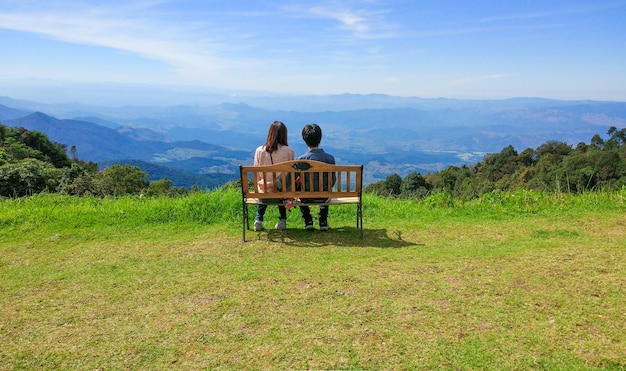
[250,227,420,248]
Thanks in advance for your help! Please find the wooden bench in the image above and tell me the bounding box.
[239,160,364,241]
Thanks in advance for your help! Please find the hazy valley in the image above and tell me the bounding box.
[2,94,624,187]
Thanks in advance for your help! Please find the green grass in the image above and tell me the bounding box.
[1,189,625,369]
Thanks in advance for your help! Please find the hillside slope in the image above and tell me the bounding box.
[5,112,249,186]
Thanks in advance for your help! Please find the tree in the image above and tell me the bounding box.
[384,174,402,196]
[607,127,626,147]
[430,166,463,193]
[70,145,78,161]
[536,141,572,157]
[401,172,430,199]
[16,128,71,168]
[561,150,596,192]
[590,134,604,149]
[57,162,99,196]
[363,180,388,196]
[518,147,538,167]
[596,151,621,184]
[145,178,175,196]
[0,158,53,197]
[94,165,149,196]
[62,173,98,196]
[4,137,40,161]
[476,145,519,183]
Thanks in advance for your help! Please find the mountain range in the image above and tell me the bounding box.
[1,94,625,187]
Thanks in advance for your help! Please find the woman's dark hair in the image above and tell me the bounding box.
[264,121,288,153]
[302,123,322,148]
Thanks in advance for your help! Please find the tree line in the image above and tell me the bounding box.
[365,127,626,199]
[0,124,189,197]
[2,122,625,199]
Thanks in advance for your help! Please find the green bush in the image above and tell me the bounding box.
[0,158,57,197]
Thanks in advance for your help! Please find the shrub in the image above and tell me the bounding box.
[0,158,56,197]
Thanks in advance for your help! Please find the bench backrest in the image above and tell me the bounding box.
[240,160,363,199]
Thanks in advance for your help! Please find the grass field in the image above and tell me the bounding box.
[1,189,625,369]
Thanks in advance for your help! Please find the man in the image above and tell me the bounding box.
[297,124,335,231]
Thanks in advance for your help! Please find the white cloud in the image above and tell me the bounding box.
[0,1,397,85]
[294,3,397,39]
[0,4,223,78]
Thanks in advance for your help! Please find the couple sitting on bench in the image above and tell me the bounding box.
[254,121,335,231]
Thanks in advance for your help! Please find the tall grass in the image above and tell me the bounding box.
[1,187,624,245]
[1,189,242,240]
[365,188,626,224]
[3,188,623,234]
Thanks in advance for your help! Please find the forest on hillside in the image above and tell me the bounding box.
[366,127,626,199]
[0,124,190,197]
[1,122,625,199]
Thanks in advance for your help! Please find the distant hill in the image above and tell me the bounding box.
[2,95,626,185]
[7,112,149,161]
[4,111,249,188]
[71,116,122,129]
[0,104,32,121]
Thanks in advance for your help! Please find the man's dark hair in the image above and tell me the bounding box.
[302,124,322,148]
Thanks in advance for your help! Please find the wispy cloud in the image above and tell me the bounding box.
[288,3,397,40]
[0,1,397,81]
[0,3,223,76]
[1,1,623,99]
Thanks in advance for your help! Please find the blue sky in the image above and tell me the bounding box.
[1,0,625,102]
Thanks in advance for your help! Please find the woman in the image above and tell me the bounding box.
[253,121,294,231]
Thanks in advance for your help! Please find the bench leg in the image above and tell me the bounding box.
[357,202,363,239]
[242,203,248,242]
